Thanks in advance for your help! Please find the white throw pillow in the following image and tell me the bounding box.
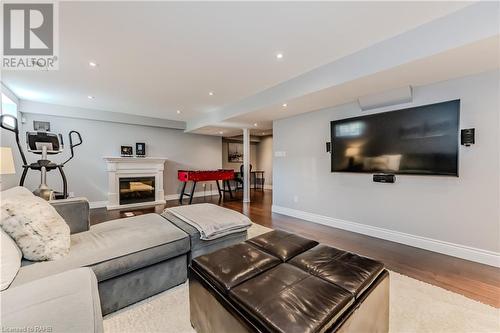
[1,186,70,261]
[1,185,34,199]
[0,229,22,290]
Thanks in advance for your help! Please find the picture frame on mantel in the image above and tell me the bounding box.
[121,145,133,157]
[136,142,146,157]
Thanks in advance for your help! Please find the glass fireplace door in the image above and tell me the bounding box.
[119,177,155,205]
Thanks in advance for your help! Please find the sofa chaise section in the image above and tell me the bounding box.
[1,268,103,333]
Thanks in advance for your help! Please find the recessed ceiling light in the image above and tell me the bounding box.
[262,132,265,135]
[89,61,98,67]
[87,95,94,99]
[276,53,284,60]
[282,103,287,108]
[176,110,181,114]
[253,123,258,127]
[208,92,214,96]
[218,131,223,135]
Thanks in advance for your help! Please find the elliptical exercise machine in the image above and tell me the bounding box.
[0,114,82,200]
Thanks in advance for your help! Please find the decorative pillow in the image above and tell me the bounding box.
[1,185,34,199]
[1,228,22,290]
[0,186,70,261]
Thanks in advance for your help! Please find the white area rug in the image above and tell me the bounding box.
[104,224,500,333]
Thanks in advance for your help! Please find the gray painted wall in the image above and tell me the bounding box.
[257,136,273,186]
[273,70,500,252]
[12,109,221,203]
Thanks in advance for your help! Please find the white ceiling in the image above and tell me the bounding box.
[2,1,473,129]
[224,36,499,130]
[189,1,499,135]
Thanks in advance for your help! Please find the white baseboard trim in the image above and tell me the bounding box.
[107,200,166,211]
[272,205,500,268]
[89,201,107,209]
[164,189,220,201]
[89,190,223,209]
[264,184,273,190]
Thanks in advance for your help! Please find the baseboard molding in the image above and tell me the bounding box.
[107,200,166,211]
[164,189,220,201]
[89,201,107,209]
[89,190,223,209]
[89,190,224,209]
[272,205,500,268]
[264,184,273,190]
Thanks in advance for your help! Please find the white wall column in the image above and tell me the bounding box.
[243,128,250,203]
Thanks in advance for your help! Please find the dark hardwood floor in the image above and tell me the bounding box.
[90,189,500,308]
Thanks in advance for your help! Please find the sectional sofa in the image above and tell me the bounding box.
[1,191,247,332]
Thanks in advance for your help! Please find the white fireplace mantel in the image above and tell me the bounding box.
[104,156,168,210]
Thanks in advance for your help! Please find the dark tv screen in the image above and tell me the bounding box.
[330,100,460,176]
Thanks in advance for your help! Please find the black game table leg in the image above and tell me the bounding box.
[189,181,197,204]
[225,180,233,199]
[216,180,222,198]
[179,182,187,203]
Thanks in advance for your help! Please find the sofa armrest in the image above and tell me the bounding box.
[1,268,103,333]
[50,197,90,234]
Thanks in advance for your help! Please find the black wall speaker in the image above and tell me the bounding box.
[461,128,475,146]
[373,174,396,183]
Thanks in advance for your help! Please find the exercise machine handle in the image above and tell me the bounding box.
[62,130,82,165]
[0,114,27,165]
[69,130,82,148]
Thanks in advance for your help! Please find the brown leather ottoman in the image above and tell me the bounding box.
[189,230,389,333]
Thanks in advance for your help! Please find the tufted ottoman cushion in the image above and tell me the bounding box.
[230,263,354,333]
[289,244,384,297]
[191,242,280,292]
[246,229,318,261]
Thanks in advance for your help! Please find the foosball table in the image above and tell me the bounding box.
[178,169,235,204]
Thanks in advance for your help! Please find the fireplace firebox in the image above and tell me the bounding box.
[119,177,155,205]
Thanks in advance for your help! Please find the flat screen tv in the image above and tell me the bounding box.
[330,100,460,176]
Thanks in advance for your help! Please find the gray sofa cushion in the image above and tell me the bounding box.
[162,211,247,260]
[1,267,103,333]
[12,214,189,286]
